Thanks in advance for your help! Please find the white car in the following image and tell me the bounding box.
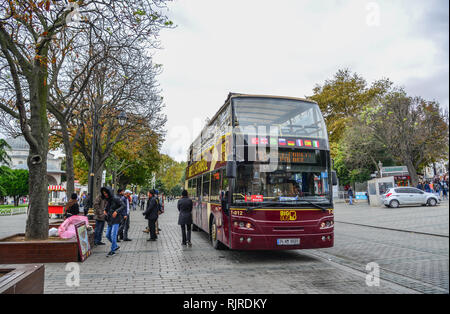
[382,187,441,208]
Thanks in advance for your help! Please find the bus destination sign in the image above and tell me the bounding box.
[278,151,317,164]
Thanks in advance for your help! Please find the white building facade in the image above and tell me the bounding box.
[2,137,65,185]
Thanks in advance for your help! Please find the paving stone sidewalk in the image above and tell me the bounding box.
[313,201,449,294]
[42,202,411,294]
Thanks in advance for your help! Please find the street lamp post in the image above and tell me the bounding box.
[378,161,383,178]
[87,102,127,218]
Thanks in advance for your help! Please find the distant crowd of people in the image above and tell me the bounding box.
[416,174,449,200]
[63,188,193,257]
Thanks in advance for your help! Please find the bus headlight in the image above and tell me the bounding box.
[320,220,334,229]
[234,221,253,229]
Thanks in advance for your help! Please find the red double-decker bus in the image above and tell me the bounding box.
[185,93,336,250]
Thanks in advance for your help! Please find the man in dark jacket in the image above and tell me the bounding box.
[178,190,193,246]
[119,189,132,241]
[143,189,158,241]
[101,187,126,256]
[117,189,129,242]
[348,187,354,205]
[93,191,107,245]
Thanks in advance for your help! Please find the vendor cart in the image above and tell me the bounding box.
[48,185,66,218]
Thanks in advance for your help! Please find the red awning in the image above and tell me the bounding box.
[48,185,66,192]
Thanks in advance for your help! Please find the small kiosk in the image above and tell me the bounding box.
[48,185,66,217]
[367,176,395,207]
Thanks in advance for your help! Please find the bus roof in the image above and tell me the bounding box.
[188,92,319,153]
[209,92,318,128]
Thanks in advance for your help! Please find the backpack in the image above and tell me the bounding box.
[156,197,163,215]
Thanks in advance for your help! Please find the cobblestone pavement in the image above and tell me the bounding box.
[311,200,449,294]
[1,201,447,294]
[42,202,414,294]
[333,200,449,236]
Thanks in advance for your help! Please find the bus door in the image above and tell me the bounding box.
[196,176,203,229]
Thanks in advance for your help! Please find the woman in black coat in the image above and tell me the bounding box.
[64,193,80,218]
[177,190,193,246]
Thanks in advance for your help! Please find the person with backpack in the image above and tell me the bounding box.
[155,190,163,235]
[102,187,126,256]
[93,190,107,246]
[118,189,132,242]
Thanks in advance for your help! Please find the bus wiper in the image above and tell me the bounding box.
[300,200,328,213]
[246,201,330,213]
[246,202,280,212]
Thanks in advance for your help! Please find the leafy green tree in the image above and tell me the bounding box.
[0,167,29,206]
[362,88,449,186]
[309,69,392,152]
[0,0,172,240]
[340,118,395,178]
[0,166,12,197]
[0,139,10,165]
[0,140,11,177]
[156,155,186,195]
[169,185,183,197]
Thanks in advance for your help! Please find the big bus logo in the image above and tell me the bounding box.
[280,210,297,221]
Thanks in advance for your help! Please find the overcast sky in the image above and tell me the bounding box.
[154,0,449,162]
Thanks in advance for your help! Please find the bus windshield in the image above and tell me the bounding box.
[234,150,332,206]
[233,97,328,140]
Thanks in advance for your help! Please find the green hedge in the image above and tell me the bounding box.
[0,207,27,216]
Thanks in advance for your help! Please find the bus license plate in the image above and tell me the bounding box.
[277,238,300,246]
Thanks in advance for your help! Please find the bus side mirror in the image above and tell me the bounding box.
[226,161,237,178]
[332,171,338,186]
[221,199,229,216]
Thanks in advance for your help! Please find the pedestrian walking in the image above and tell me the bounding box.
[93,191,107,246]
[102,187,126,256]
[132,193,138,211]
[348,187,354,205]
[155,190,163,235]
[442,181,448,200]
[424,182,431,193]
[79,192,88,216]
[121,190,132,241]
[140,195,145,211]
[64,193,79,219]
[117,189,129,242]
[417,182,423,191]
[178,190,193,246]
[143,189,158,241]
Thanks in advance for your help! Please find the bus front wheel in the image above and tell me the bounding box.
[210,217,225,250]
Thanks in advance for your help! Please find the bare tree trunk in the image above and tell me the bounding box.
[62,128,75,198]
[405,159,419,187]
[25,146,49,240]
[24,59,50,240]
[93,164,104,200]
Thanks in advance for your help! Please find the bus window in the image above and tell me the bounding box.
[196,177,201,201]
[210,171,221,203]
[202,173,210,202]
